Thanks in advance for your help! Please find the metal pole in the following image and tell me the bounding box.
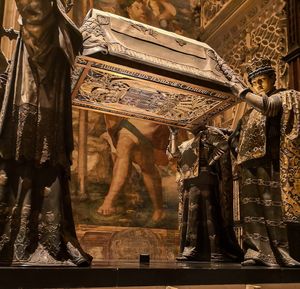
[78,109,88,200]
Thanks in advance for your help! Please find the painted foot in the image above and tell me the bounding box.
[97,201,116,216]
[151,209,166,222]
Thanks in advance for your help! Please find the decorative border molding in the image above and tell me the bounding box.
[72,57,237,130]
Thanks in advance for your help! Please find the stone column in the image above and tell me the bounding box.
[78,110,89,200]
[284,0,300,90]
[0,1,18,60]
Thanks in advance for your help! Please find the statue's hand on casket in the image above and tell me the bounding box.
[167,126,180,159]
[208,140,229,166]
[61,0,74,13]
[203,127,229,166]
[229,76,252,99]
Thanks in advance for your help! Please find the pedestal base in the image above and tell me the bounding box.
[0,260,300,288]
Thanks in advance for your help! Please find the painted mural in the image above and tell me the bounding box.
[70,109,186,259]
[73,0,198,37]
[71,109,183,229]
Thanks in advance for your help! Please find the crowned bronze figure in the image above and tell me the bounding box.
[230,57,300,267]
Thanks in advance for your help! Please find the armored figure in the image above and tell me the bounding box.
[169,126,243,262]
[0,0,92,266]
[231,58,300,267]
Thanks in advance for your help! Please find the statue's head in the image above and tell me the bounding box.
[246,58,276,95]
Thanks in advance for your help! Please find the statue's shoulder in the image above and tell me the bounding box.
[272,88,300,96]
[277,89,300,102]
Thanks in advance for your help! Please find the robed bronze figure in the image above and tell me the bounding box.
[0,0,92,266]
[231,58,300,267]
[168,126,243,262]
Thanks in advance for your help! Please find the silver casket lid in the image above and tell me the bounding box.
[72,9,241,130]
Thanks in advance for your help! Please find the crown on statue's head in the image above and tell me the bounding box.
[246,58,275,81]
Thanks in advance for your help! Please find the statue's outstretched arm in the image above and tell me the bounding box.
[167,126,180,160]
[241,92,282,117]
[231,81,282,117]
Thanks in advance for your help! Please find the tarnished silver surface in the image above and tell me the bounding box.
[72,9,243,129]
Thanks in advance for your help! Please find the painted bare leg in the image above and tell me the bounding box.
[137,152,165,222]
[97,134,135,215]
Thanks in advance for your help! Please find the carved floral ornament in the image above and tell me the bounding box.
[209,0,288,86]
[197,0,232,29]
[193,0,288,128]
[71,56,236,131]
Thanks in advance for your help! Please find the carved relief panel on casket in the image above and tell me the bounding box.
[72,9,240,131]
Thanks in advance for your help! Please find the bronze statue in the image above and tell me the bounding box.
[168,126,243,262]
[0,0,92,266]
[230,58,300,267]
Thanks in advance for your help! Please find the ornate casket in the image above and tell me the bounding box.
[72,9,239,130]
